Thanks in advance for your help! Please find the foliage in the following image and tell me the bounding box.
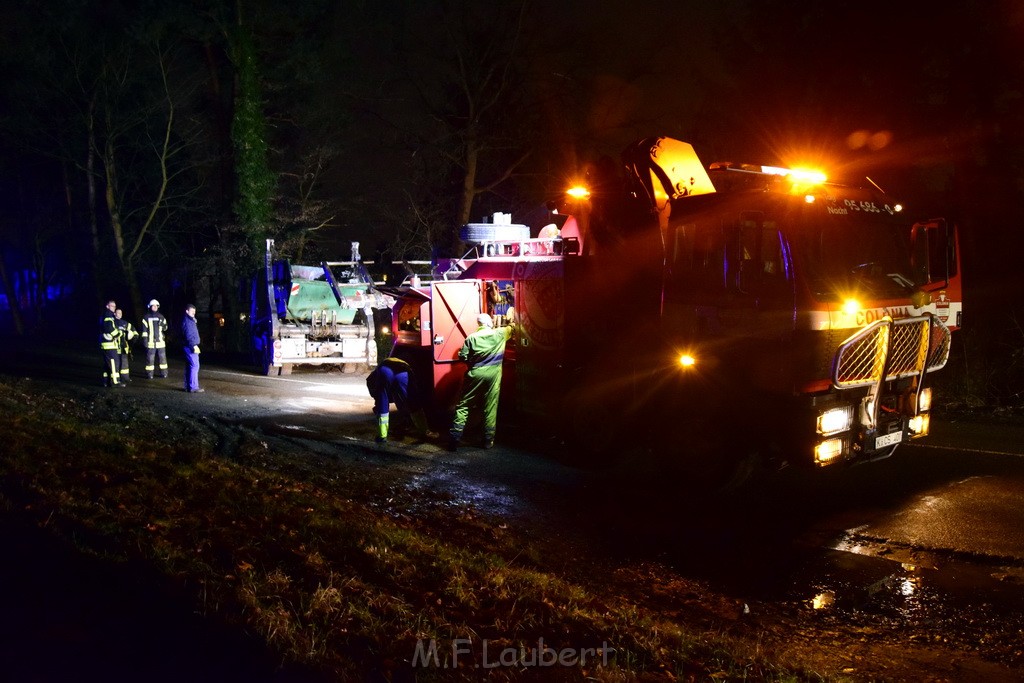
[229,25,275,244]
[932,311,1024,419]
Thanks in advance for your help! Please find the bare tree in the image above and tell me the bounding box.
[414,2,536,228]
[333,1,546,256]
[94,42,203,317]
[276,142,340,262]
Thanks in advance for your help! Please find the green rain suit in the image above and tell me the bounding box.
[449,319,513,447]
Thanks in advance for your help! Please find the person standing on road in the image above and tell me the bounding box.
[100,300,124,388]
[448,311,514,450]
[181,303,203,393]
[114,308,138,384]
[365,356,432,443]
[140,299,169,379]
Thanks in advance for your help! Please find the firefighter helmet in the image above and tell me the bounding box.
[148,299,160,307]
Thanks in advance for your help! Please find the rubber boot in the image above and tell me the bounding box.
[447,427,461,452]
[411,411,431,437]
[376,415,389,443]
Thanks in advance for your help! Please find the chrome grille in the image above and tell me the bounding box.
[927,320,952,371]
[833,323,887,387]
[887,318,930,379]
[832,315,950,389]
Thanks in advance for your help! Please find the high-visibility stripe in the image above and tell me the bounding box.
[474,354,504,368]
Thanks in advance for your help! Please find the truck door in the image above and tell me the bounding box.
[734,215,794,334]
[715,212,796,392]
[911,219,962,330]
[429,280,485,409]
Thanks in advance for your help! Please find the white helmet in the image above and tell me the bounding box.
[148,299,160,307]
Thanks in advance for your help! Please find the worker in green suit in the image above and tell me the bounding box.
[448,311,514,451]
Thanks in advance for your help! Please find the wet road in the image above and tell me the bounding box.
[5,340,1024,665]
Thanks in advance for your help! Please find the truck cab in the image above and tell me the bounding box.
[598,137,961,468]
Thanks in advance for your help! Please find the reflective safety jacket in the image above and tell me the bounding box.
[458,325,513,377]
[116,318,138,354]
[141,311,169,349]
[100,310,122,351]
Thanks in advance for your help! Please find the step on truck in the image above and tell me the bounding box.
[250,239,392,376]
[385,138,962,487]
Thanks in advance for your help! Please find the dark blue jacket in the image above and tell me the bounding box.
[182,314,201,348]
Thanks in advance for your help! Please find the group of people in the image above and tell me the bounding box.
[102,298,510,446]
[100,299,203,393]
[367,311,513,451]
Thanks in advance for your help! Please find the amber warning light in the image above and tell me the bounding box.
[761,165,827,184]
[566,185,590,199]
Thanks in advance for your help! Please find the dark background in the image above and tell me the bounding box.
[0,0,1021,401]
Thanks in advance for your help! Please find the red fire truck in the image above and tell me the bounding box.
[384,137,962,486]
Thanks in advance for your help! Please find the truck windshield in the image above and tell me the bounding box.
[790,207,917,301]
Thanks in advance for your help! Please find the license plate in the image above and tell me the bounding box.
[875,430,903,449]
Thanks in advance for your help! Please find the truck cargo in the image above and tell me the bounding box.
[250,240,392,376]
[384,137,962,488]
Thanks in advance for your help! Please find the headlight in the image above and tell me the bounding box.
[815,437,846,465]
[918,387,932,413]
[909,413,930,436]
[817,406,853,436]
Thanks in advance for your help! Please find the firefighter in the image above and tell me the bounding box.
[140,299,169,378]
[114,308,138,384]
[99,300,123,388]
[448,311,514,450]
[181,303,203,392]
[365,356,431,443]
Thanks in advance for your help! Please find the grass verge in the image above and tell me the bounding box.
[0,376,828,681]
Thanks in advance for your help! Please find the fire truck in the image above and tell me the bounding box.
[385,137,962,486]
[250,240,391,376]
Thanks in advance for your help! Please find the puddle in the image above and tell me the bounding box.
[781,544,1024,660]
[405,467,523,518]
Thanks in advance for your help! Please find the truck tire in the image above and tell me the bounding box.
[256,334,279,376]
[672,435,762,499]
[565,392,622,464]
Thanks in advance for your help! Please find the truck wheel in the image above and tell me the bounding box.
[566,395,622,464]
[259,344,277,376]
[680,448,762,499]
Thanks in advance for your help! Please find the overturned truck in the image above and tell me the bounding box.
[250,240,391,376]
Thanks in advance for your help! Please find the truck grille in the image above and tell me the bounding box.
[832,315,950,389]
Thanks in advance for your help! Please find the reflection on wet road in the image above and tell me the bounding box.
[407,466,520,517]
